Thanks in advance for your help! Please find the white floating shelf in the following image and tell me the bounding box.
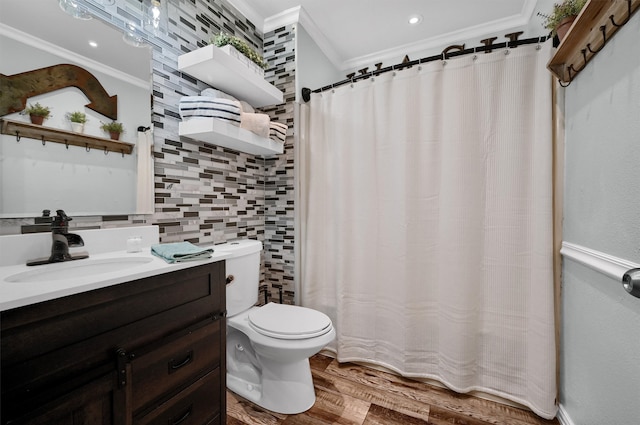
[178,45,283,107]
[179,119,283,156]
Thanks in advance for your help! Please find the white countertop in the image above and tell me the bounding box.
[0,248,231,311]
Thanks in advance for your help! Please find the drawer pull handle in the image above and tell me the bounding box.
[170,405,192,425]
[168,350,193,373]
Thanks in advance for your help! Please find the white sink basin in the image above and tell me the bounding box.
[6,257,154,283]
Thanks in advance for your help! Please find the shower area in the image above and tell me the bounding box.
[296,39,560,419]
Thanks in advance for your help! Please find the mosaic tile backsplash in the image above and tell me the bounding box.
[0,0,296,305]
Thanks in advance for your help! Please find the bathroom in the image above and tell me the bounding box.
[0,0,639,424]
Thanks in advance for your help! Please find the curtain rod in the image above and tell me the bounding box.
[301,34,551,102]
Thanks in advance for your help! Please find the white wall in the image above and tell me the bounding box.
[560,12,640,425]
[295,24,343,101]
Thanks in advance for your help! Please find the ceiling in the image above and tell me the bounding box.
[229,0,555,70]
[0,0,151,83]
[0,0,555,79]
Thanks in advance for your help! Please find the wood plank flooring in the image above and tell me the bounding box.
[227,354,560,425]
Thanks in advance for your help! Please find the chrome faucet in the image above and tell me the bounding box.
[27,210,89,266]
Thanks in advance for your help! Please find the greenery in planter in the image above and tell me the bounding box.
[21,102,51,118]
[541,0,587,35]
[210,32,267,69]
[65,111,88,124]
[100,121,125,133]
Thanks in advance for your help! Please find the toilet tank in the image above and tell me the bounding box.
[216,239,262,317]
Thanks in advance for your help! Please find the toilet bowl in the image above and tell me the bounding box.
[217,239,335,414]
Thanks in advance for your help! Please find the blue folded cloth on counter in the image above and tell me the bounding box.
[151,242,213,263]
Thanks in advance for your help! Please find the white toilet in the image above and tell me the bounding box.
[217,239,335,414]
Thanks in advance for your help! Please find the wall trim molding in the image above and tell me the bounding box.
[560,241,639,281]
[556,404,575,425]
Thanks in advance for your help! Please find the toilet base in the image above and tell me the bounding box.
[227,357,316,414]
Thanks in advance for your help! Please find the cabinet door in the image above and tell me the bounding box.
[129,319,221,414]
[134,369,221,425]
[5,372,118,425]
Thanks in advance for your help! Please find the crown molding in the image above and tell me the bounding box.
[341,11,530,71]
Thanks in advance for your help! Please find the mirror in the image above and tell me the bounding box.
[0,0,153,218]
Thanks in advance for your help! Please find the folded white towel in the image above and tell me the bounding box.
[240,112,270,138]
[269,121,287,143]
[200,88,237,101]
[179,96,241,126]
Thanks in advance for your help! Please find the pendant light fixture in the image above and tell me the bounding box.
[58,0,92,20]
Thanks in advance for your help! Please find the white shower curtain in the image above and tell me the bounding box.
[299,42,557,419]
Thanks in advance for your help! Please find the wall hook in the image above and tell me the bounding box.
[587,26,607,54]
[41,136,46,146]
[86,144,90,152]
[558,66,573,87]
[64,139,69,149]
[121,149,125,158]
[104,147,109,155]
[610,0,632,27]
[15,131,20,142]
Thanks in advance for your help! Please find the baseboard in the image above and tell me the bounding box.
[556,404,575,425]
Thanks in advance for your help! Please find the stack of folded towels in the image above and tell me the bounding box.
[178,88,287,145]
[151,241,213,263]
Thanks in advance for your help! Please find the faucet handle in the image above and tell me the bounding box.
[52,210,72,232]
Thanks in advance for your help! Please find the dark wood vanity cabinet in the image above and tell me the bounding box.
[0,261,226,425]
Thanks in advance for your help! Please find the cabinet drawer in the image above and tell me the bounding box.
[130,319,221,412]
[134,368,221,425]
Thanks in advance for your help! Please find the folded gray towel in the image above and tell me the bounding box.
[151,242,213,263]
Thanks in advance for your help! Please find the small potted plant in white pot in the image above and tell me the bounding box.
[100,121,125,140]
[21,102,51,125]
[65,111,88,133]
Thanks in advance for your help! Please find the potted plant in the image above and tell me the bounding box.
[21,102,51,125]
[100,121,125,140]
[542,0,587,41]
[65,111,88,133]
[211,32,267,75]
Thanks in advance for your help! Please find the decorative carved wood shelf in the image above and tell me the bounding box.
[548,0,640,84]
[0,119,134,155]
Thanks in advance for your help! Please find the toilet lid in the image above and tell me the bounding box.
[248,303,333,340]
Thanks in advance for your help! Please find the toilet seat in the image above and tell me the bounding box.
[248,303,333,340]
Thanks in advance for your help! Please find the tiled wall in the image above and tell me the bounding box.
[1,0,298,304]
[262,25,297,304]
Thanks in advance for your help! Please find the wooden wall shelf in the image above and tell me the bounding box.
[1,119,135,155]
[548,0,640,84]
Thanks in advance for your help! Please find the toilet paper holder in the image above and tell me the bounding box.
[622,268,640,298]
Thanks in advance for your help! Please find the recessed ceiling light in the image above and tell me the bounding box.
[88,40,98,48]
[408,14,423,25]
